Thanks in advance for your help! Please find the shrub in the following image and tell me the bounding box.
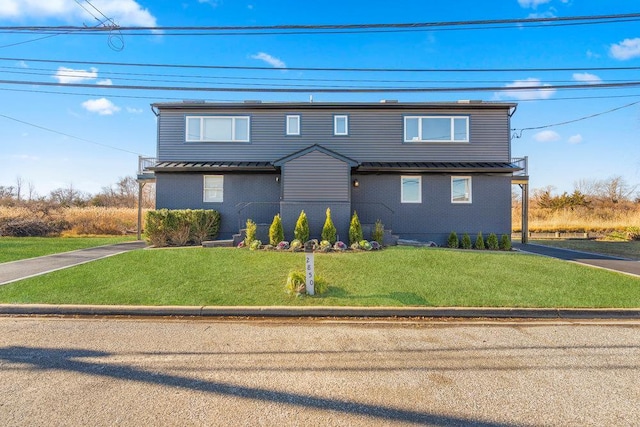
[500,234,512,251]
[319,240,332,252]
[0,217,67,237]
[487,233,499,250]
[321,208,337,244]
[333,241,347,251]
[276,241,290,250]
[290,239,303,252]
[372,219,384,245]
[350,242,361,250]
[349,211,363,245]
[269,214,284,246]
[285,270,328,296]
[626,226,640,241]
[249,239,262,250]
[370,241,381,250]
[244,219,257,246]
[359,240,373,251]
[447,231,459,249]
[461,233,472,249]
[475,232,485,250]
[144,209,220,247]
[294,210,310,242]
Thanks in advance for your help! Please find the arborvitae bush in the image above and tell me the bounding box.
[475,232,485,250]
[447,231,459,248]
[244,218,257,246]
[487,233,499,250]
[144,209,220,247]
[294,210,310,242]
[348,211,363,245]
[321,208,337,244]
[269,214,284,246]
[372,219,384,245]
[461,233,472,249]
[500,234,512,251]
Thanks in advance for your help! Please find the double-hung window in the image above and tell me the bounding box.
[404,116,469,142]
[203,175,224,202]
[401,176,422,203]
[186,116,250,142]
[286,115,300,135]
[334,115,349,135]
[451,176,472,203]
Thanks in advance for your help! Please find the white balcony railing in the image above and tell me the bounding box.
[511,156,528,176]
[138,156,157,175]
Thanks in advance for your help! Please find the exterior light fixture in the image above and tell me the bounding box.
[353,179,359,187]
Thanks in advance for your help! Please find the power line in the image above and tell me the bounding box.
[2,56,640,74]
[1,78,639,93]
[0,113,145,156]
[512,100,640,138]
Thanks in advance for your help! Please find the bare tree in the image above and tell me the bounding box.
[14,176,23,202]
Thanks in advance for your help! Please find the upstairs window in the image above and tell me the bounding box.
[451,176,472,203]
[186,116,250,142]
[404,116,469,142]
[334,115,349,135]
[286,115,300,135]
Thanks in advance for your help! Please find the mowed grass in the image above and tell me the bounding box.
[0,247,638,308]
[531,240,640,260]
[0,236,136,263]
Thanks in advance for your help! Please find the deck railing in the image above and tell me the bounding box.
[138,156,157,175]
[511,156,528,176]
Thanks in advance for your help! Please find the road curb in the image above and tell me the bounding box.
[1,304,639,319]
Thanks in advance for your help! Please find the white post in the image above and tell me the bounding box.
[305,252,315,295]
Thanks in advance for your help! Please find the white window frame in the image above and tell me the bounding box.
[401,176,422,204]
[451,176,472,204]
[404,116,469,143]
[203,175,224,203]
[286,115,300,136]
[186,116,250,142]
[334,115,349,136]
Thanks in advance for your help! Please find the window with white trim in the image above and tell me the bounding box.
[203,175,224,202]
[404,116,469,142]
[334,115,348,135]
[186,116,250,142]
[286,115,300,135]
[451,176,472,203]
[401,176,422,203]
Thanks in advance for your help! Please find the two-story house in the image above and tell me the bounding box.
[145,100,525,245]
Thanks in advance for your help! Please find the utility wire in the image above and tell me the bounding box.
[512,100,640,138]
[1,78,639,93]
[0,113,145,156]
[2,56,640,74]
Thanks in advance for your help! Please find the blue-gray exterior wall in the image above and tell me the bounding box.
[156,171,511,245]
[157,107,511,163]
[155,172,280,239]
[352,173,512,244]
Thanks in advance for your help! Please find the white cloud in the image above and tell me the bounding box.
[533,130,561,142]
[610,38,640,60]
[54,66,98,84]
[97,79,113,86]
[498,78,556,100]
[81,98,120,115]
[572,72,602,84]
[126,107,143,114]
[527,10,556,19]
[0,0,157,26]
[586,50,600,59]
[251,52,286,69]
[198,0,221,6]
[568,134,583,144]
[518,0,552,8]
[17,60,28,68]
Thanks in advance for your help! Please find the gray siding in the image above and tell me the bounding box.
[157,107,511,163]
[155,172,280,239]
[282,151,350,202]
[352,173,512,244]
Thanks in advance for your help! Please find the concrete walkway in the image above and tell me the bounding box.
[514,243,640,277]
[0,241,147,286]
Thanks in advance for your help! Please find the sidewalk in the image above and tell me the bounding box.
[514,243,640,277]
[0,241,147,286]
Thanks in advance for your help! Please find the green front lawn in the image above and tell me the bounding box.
[0,247,638,307]
[0,236,136,263]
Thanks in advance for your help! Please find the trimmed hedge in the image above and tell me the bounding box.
[144,209,220,247]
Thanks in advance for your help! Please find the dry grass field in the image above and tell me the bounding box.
[512,205,640,234]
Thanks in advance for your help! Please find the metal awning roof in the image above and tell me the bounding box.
[150,161,276,172]
[357,161,521,173]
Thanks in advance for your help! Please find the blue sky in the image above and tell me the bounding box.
[0,0,639,196]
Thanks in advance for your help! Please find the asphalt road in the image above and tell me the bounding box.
[0,317,638,426]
